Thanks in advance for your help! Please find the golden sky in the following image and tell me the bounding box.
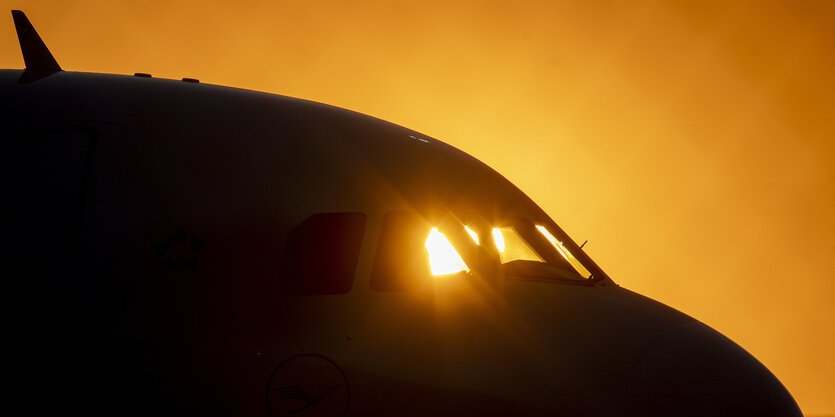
[3,0,833,414]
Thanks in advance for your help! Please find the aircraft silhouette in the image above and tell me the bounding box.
[2,10,802,417]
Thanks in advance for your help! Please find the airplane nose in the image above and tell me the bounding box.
[625,320,802,417]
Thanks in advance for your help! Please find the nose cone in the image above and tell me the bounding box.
[626,320,801,417]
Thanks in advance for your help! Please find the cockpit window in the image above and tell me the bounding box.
[278,212,366,295]
[535,225,591,278]
[370,211,595,291]
[425,227,471,275]
[370,211,437,291]
[491,227,544,263]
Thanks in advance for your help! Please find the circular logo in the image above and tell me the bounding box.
[266,354,350,417]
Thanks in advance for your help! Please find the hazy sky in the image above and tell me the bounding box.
[3,0,833,414]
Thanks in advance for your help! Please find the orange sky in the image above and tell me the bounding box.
[3,0,833,414]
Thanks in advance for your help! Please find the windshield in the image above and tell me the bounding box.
[291,120,606,287]
[433,218,592,280]
[370,211,598,291]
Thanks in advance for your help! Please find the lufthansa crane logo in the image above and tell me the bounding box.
[266,354,350,417]
[152,227,207,272]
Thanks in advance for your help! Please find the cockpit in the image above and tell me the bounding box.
[277,209,600,296]
[272,122,605,296]
[370,211,594,290]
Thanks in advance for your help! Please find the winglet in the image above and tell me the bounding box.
[11,10,61,71]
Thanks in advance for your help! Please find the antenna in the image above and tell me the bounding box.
[580,240,587,249]
[11,10,61,72]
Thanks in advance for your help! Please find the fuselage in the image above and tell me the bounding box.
[1,69,801,416]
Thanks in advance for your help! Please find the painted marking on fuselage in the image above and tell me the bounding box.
[266,354,351,417]
[153,227,206,272]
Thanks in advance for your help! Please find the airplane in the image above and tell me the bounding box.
[2,10,803,417]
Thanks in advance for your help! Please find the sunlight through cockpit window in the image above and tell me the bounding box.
[492,227,544,264]
[465,225,479,245]
[425,228,470,276]
[536,225,592,278]
[492,228,505,252]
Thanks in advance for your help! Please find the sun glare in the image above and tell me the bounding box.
[425,228,470,276]
[492,227,544,263]
[492,228,505,252]
[465,225,479,244]
[536,225,592,278]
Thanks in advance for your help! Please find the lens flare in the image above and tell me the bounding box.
[425,228,470,276]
